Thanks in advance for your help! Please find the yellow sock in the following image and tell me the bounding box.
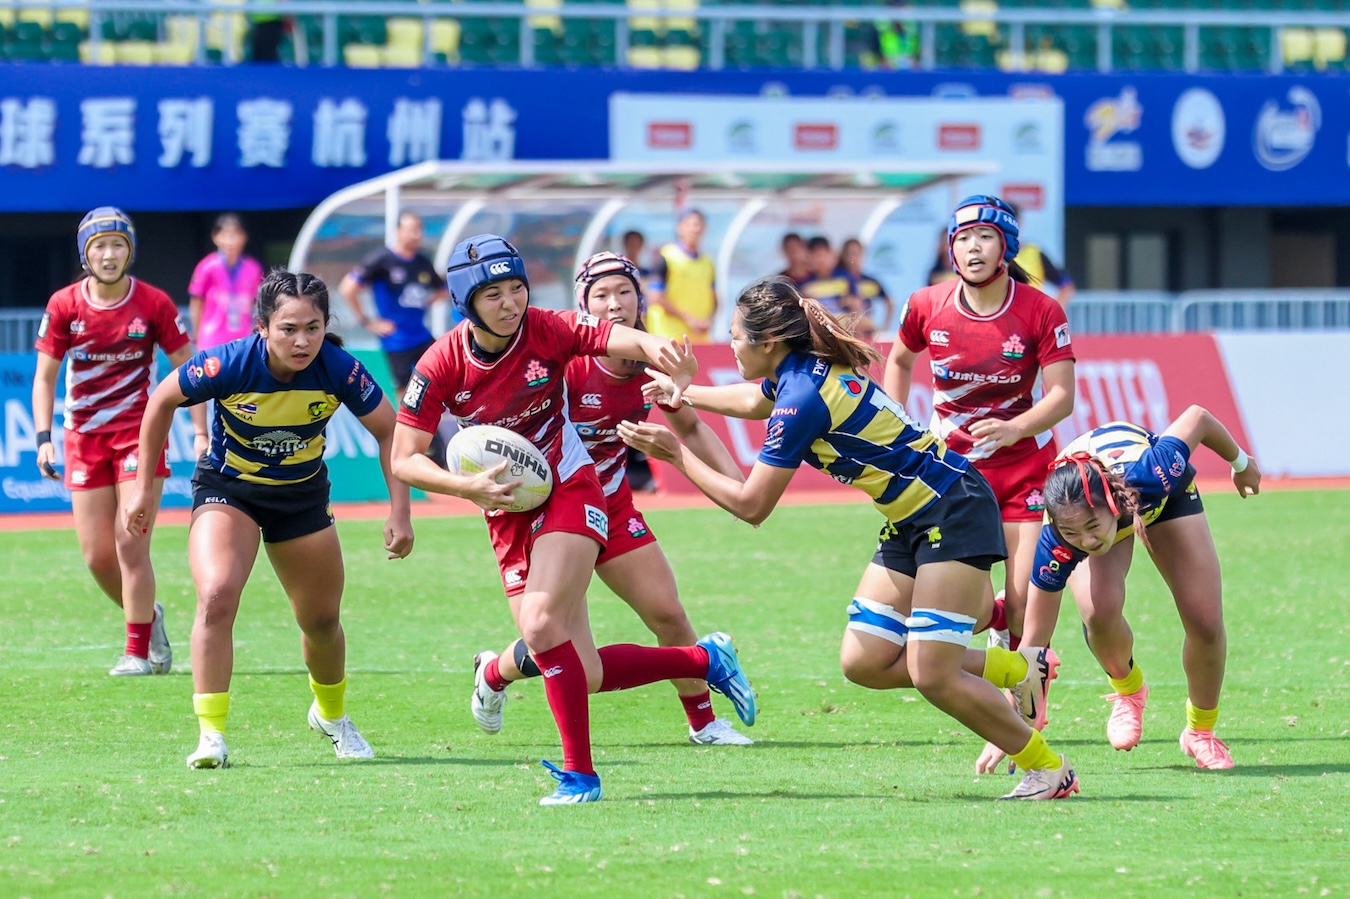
[1107,662,1145,696]
[982,647,1028,689]
[193,692,230,735]
[310,675,347,721]
[1186,700,1219,732]
[1009,729,1062,772]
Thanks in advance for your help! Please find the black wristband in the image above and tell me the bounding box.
[36,430,52,446]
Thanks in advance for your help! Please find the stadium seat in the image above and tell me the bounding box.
[430,18,461,62]
[525,0,563,32]
[386,18,425,54]
[114,39,156,65]
[1313,27,1346,69]
[343,42,381,67]
[78,39,117,64]
[382,43,422,67]
[1280,26,1314,68]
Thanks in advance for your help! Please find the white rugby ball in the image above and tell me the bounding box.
[446,424,553,513]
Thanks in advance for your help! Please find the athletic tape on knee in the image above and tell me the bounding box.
[906,607,977,645]
[846,597,909,646]
[513,638,541,678]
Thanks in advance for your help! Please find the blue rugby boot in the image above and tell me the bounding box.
[539,760,602,806]
[698,632,757,727]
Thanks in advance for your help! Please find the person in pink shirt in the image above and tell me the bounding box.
[189,213,266,354]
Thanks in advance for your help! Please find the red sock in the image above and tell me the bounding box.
[987,595,1008,634]
[597,644,710,692]
[483,655,510,693]
[126,620,152,659]
[533,641,593,775]
[680,690,716,731]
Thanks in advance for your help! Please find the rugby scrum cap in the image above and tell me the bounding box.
[78,206,136,271]
[946,194,1020,268]
[575,252,645,316]
[447,233,529,330]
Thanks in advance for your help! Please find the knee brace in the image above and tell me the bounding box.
[513,638,541,678]
[846,597,909,647]
[906,607,976,645]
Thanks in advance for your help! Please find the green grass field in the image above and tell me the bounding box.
[3,490,1348,898]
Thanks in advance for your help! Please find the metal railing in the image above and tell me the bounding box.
[12,0,1350,72]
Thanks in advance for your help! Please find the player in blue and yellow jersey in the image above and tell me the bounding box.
[622,275,1078,800]
[123,269,414,770]
[1015,408,1260,770]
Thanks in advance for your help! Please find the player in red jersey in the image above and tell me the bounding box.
[467,252,752,747]
[391,235,757,805]
[32,207,197,676]
[884,196,1076,772]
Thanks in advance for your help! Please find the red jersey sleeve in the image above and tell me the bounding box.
[897,289,930,353]
[150,286,192,355]
[555,310,615,358]
[1033,293,1075,368]
[34,289,74,359]
[397,342,451,433]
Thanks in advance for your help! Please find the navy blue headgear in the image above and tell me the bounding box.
[78,206,136,272]
[946,195,1020,285]
[447,233,529,334]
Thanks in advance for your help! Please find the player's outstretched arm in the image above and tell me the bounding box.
[359,402,414,559]
[605,326,697,405]
[663,403,745,483]
[390,422,520,511]
[1163,404,1261,498]
[643,370,774,420]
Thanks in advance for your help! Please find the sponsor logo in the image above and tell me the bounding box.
[929,329,950,346]
[575,312,599,328]
[308,400,330,418]
[1001,335,1026,359]
[69,319,85,334]
[1172,88,1226,170]
[1055,323,1071,348]
[829,471,855,486]
[647,121,692,149]
[37,314,50,338]
[542,665,564,678]
[174,315,188,334]
[1085,87,1143,172]
[837,374,864,397]
[202,495,228,504]
[584,504,608,538]
[402,371,429,413]
[775,407,797,416]
[530,513,545,534]
[485,397,552,433]
[1153,465,1172,492]
[1026,489,1046,512]
[1051,545,1073,563]
[72,348,145,363]
[1013,121,1042,153]
[794,123,838,151]
[488,261,512,276]
[347,360,361,384]
[870,121,900,154]
[71,470,87,485]
[1001,184,1044,211]
[1169,450,1185,478]
[580,393,602,407]
[121,453,138,473]
[765,419,785,451]
[938,124,981,150]
[811,359,829,377]
[1254,86,1320,171]
[726,119,756,153]
[186,364,203,386]
[127,317,147,339]
[250,429,309,457]
[454,390,472,403]
[358,374,376,402]
[626,516,648,538]
[925,526,942,546]
[931,362,1023,385]
[504,569,524,587]
[237,402,258,415]
[204,357,221,378]
[524,360,549,387]
[484,437,550,482]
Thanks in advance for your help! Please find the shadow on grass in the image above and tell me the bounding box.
[1136,762,1350,777]
[643,789,899,801]
[288,756,646,769]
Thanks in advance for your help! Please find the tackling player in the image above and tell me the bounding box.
[623,275,1078,801]
[1010,409,1260,769]
[390,234,756,806]
[885,195,1076,772]
[32,207,194,677]
[124,270,414,770]
[469,252,752,747]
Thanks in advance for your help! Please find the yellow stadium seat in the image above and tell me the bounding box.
[386,18,424,51]
[154,40,198,65]
[17,7,53,26]
[0,8,13,29]
[662,45,700,71]
[1313,27,1346,70]
[344,43,382,68]
[627,0,662,36]
[430,18,460,59]
[78,40,117,64]
[1281,27,1314,66]
[115,40,156,65]
[525,0,562,32]
[626,45,663,68]
[960,0,998,39]
[382,43,422,67]
[54,3,90,29]
[1033,46,1069,73]
[163,16,199,52]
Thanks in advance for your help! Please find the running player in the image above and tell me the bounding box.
[885,195,1076,771]
[1015,409,1259,769]
[32,207,193,677]
[469,252,752,747]
[123,270,414,770]
[623,275,1078,801]
[391,235,755,805]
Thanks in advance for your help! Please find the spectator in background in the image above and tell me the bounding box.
[1009,204,1076,308]
[928,227,961,285]
[864,0,918,70]
[780,232,811,286]
[798,236,858,318]
[841,237,895,333]
[189,213,266,354]
[646,208,718,344]
[622,230,650,281]
[247,0,289,62]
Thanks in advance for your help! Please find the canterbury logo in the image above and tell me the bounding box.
[488,261,512,275]
[542,666,564,677]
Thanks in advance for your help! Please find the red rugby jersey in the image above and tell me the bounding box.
[565,355,678,496]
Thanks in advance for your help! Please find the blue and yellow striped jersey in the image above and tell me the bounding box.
[1030,421,1197,591]
[178,335,384,485]
[758,351,968,524]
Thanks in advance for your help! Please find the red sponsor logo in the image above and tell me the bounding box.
[1002,184,1045,210]
[794,123,838,151]
[204,357,221,378]
[938,124,981,150]
[1051,545,1073,563]
[647,121,692,149]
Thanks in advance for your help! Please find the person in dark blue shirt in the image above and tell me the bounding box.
[1018,408,1260,771]
[621,275,1079,801]
[124,269,414,771]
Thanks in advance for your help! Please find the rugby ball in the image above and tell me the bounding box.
[446,424,553,513]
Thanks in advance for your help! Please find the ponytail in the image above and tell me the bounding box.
[737,275,880,374]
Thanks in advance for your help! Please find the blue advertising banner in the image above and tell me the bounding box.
[0,65,1340,210]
